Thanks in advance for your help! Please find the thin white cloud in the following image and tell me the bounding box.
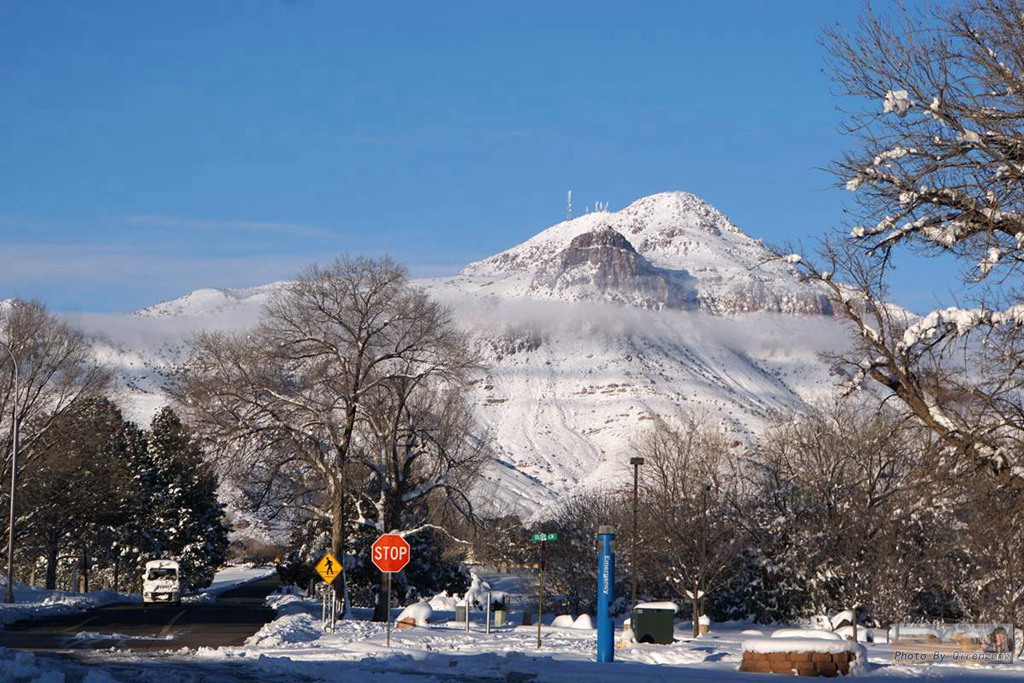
[0,239,472,312]
[0,242,313,307]
[127,215,333,238]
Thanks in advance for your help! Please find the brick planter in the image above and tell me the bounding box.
[739,640,862,677]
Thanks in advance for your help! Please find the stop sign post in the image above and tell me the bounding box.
[372,533,411,647]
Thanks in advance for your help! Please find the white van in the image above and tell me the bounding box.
[142,559,181,604]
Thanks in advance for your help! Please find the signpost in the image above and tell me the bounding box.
[315,551,342,630]
[531,532,557,648]
[371,534,411,648]
[596,526,615,663]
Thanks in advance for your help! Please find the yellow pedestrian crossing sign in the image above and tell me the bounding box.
[315,551,342,584]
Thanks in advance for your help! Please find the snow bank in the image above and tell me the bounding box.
[771,628,843,640]
[550,613,596,630]
[0,588,136,628]
[572,614,594,630]
[834,624,873,642]
[246,612,322,648]
[264,593,317,618]
[463,572,490,608]
[427,592,458,612]
[830,609,856,628]
[460,571,507,610]
[743,637,863,655]
[396,601,433,627]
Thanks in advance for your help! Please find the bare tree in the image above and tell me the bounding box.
[745,401,953,623]
[635,414,742,636]
[540,491,627,616]
[798,0,1024,477]
[176,256,483,614]
[0,300,109,588]
[357,365,486,620]
[0,300,109,460]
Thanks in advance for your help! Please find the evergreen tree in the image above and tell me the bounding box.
[21,397,148,591]
[147,407,229,590]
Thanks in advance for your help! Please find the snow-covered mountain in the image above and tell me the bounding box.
[63,192,856,517]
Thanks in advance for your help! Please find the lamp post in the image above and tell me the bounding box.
[1,341,17,604]
[629,456,644,608]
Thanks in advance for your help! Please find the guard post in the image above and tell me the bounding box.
[596,525,615,663]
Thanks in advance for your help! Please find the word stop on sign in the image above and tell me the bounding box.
[374,546,409,561]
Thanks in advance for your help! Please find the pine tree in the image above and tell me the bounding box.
[147,407,229,590]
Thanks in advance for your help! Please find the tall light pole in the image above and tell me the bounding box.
[629,456,644,608]
[1,340,17,604]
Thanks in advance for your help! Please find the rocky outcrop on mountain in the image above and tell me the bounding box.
[531,227,694,310]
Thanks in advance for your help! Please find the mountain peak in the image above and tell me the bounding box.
[460,191,830,315]
[619,191,741,238]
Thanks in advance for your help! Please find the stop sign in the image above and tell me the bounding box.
[371,533,411,573]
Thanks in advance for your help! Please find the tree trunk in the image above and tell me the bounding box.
[44,536,58,590]
[692,579,700,637]
[80,548,89,593]
[331,494,349,619]
[373,571,390,622]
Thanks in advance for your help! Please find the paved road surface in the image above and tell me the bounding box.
[0,573,279,651]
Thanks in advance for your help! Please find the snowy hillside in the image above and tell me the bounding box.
[62,192,856,517]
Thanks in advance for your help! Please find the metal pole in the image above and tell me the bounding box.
[537,540,545,649]
[536,566,543,648]
[629,456,644,609]
[2,342,17,605]
[386,572,392,648]
[486,590,492,634]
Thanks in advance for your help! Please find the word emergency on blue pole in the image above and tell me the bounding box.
[596,525,615,663]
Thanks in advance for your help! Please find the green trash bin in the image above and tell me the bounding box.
[632,603,677,644]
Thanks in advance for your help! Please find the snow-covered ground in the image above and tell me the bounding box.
[1,568,1021,682]
[0,587,135,630]
[5,610,1022,682]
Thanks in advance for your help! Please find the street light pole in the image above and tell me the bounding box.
[1,341,17,604]
[629,456,644,608]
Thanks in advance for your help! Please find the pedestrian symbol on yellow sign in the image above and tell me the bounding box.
[315,551,342,584]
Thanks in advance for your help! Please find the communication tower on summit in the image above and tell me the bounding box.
[566,191,572,221]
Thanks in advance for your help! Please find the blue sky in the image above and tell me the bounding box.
[0,1,947,313]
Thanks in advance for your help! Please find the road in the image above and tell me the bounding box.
[0,573,280,652]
